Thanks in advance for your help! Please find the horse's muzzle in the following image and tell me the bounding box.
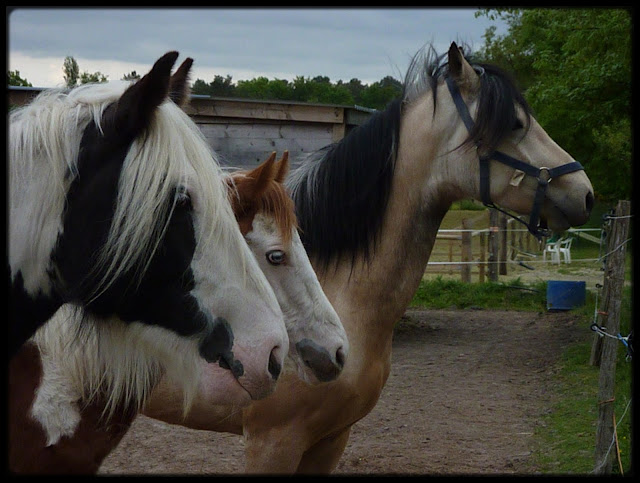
[198,316,244,378]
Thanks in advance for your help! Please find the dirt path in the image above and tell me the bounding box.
[99,308,586,475]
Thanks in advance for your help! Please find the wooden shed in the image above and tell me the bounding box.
[8,86,374,170]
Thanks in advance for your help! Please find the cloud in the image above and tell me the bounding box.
[8,8,503,87]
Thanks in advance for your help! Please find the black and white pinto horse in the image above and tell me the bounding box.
[8,52,289,405]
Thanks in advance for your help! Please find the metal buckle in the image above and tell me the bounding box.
[538,167,552,183]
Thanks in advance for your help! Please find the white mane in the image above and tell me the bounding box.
[8,82,130,294]
[8,80,262,303]
[90,98,237,300]
[31,305,204,444]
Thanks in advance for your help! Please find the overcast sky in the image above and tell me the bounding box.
[8,8,507,88]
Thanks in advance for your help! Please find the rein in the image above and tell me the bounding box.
[444,75,584,239]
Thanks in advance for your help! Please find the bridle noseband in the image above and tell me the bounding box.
[444,74,584,239]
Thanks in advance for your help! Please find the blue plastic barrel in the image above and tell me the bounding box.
[546,281,586,311]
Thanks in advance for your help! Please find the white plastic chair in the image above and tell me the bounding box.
[558,237,573,264]
[542,238,562,264]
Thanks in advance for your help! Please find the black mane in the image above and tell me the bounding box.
[287,98,402,270]
[288,44,532,269]
[460,62,532,153]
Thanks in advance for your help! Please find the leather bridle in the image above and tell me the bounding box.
[444,74,584,239]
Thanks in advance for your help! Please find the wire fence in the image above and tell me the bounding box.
[423,209,627,282]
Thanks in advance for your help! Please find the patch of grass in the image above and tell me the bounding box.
[532,284,633,475]
[532,326,632,474]
[410,276,548,311]
[450,199,486,211]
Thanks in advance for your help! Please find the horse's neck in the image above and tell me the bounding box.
[317,154,449,349]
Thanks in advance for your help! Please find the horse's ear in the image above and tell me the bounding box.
[447,42,480,91]
[274,150,289,184]
[169,57,193,107]
[110,51,179,141]
[251,152,277,198]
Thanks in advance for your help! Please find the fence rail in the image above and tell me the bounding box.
[425,209,604,282]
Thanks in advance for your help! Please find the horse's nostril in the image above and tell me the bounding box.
[268,346,282,380]
[296,339,345,382]
[585,191,594,215]
[335,347,346,369]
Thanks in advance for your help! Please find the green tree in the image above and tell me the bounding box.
[192,75,236,97]
[210,74,236,97]
[189,72,401,110]
[265,78,293,100]
[340,78,365,104]
[476,8,631,201]
[79,71,108,84]
[63,56,79,88]
[7,70,32,87]
[192,78,211,96]
[236,76,272,99]
[122,71,141,81]
[63,56,108,86]
[359,77,402,110]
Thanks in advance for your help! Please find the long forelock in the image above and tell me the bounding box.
[230,173,298,246]
[259,181,298,246]
[8,82,132,291]
[471,63,533,153]
[89,100,237,300]
[9,81,133,185]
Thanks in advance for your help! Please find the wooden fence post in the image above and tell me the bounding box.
[488,209,499,282]
[499,214,508,275]
[593,200,630,475]
[478,231,486,283]
[461,218,472,283]
[589,282,611,367]
[448,239,454,275]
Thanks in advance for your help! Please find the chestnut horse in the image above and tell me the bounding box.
[140,42,594,474]
[9,152,347,474]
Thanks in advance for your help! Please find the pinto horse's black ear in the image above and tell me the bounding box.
[169,57,194,107]
[109,51,180,142]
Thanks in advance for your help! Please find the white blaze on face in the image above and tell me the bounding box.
[243,213,348,384]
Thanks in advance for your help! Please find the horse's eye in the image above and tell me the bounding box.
[175,187,192,208]
[266,250,286,265]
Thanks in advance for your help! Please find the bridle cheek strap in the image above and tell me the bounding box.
[445,75,584,239]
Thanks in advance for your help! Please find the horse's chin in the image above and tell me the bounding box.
[540,210,572,234]
[198,362,253,407]
[295,364,322,386]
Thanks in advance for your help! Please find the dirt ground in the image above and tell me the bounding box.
[99,306,588,475]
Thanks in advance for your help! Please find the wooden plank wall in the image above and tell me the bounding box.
[8,87,372,171]
[197,122,335,170]
[185,96,366,170]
